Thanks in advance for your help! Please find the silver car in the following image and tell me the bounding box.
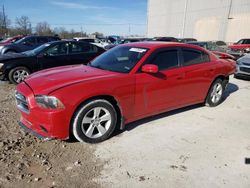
[235,53,250,78]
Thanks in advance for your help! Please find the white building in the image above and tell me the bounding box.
[147,0,250,42]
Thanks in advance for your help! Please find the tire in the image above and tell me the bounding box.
[8,66,30,84]
[205,79,225,107]
[72,99,117,143]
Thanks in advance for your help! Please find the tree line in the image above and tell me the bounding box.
[0,11,103,39]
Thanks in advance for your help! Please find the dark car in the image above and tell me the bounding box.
[0,41,105,84]
[187,41,227,52]
[150,37,179,42]
[0,36,60,54]
[178,38,197,43]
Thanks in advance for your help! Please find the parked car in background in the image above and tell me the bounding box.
[73,37,109,49]
[150,37,179,42]
[104,38,145,50]
[178,38,197,43]
[0,35,25,45]
[0,36,60,54]
[15,42,235,143]
[227,38,250,58]
[0,41,105,84]
[234,53,250,79]
[187,41,227,52]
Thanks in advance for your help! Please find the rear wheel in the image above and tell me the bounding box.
[8,66,30,84]
[205,79,225,107]
[72,99,117,143]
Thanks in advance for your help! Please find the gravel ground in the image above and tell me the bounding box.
[0,82,102,188]
[0,76,250,188]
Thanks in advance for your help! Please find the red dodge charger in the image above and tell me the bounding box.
[15,42,236,143]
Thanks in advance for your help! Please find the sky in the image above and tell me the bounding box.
[1,0,147,36]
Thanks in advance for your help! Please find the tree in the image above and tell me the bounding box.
[0,8,11,38]
[35,21,53,36]
[91,32,104,37]
[15,16,32,35]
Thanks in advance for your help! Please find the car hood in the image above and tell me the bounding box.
[238,54,250,62]
[0,52,28,62]
[228,44,250,49]
[24,65,120,95]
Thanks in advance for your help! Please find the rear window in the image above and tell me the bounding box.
[151,50,179,70]
[182,49,209,66]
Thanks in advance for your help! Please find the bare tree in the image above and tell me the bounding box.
[15,16,32,35]
[0,8,11,38]
[35,21,53,36]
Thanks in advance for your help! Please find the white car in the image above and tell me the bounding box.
[235,53,250,78]
[73,38,109,49]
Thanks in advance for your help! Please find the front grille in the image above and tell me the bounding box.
[230,48,241,53]
[15,91,29,113]
[242,62,250,66]
[240,67,250,73]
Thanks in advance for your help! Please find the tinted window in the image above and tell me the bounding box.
[70,43,96,54]
[182,49,209,66]
[37,37,48,43]
[24,37,36,45]
[46,43,68,56]
[151,50,179,70]
[216,41,226,46]
[242,39,250,44]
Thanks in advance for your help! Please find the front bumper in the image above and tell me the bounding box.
[16,82,70,140]
[235,63,250,77]
[18,121,52,140]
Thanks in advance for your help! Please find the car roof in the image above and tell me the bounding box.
[47,40,92,45]
[123,41,207,50]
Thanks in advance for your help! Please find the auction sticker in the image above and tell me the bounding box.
[129,48,147,53]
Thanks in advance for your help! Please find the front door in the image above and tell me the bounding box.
[38,42,70,70]
[134,48,185,118]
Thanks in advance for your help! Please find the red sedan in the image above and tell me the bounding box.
[15,42,236,143]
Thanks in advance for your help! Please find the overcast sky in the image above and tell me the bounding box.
[1,0,147,36]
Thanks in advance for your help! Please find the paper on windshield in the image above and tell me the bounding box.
[129,48,147,53]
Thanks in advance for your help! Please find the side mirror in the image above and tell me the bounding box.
[37,52,49,58]
[141,64,159,73]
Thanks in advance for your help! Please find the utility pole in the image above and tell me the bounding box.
[181,0,188,38]
[2,5,7,37]
[128,23,131,36]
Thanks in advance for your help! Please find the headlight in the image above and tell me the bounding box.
[35,95,65,109]
[244,48,250,53]
[0,46,4,50]
[0,63,3,69]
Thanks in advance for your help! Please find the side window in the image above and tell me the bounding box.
[182,49,209,66]
[46,43,68,56]
[37,37,48,44]
[24,37,36,45]
[150,50,179,70]
[70,43,96,54]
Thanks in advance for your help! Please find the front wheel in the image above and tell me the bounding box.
[8,66,30,84]
[205,79,225,107]
[72,99,117,143]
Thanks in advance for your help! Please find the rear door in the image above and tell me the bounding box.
[177,48,216,103]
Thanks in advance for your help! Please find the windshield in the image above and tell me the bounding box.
[89,46,148,73]
[22,43,51,56]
